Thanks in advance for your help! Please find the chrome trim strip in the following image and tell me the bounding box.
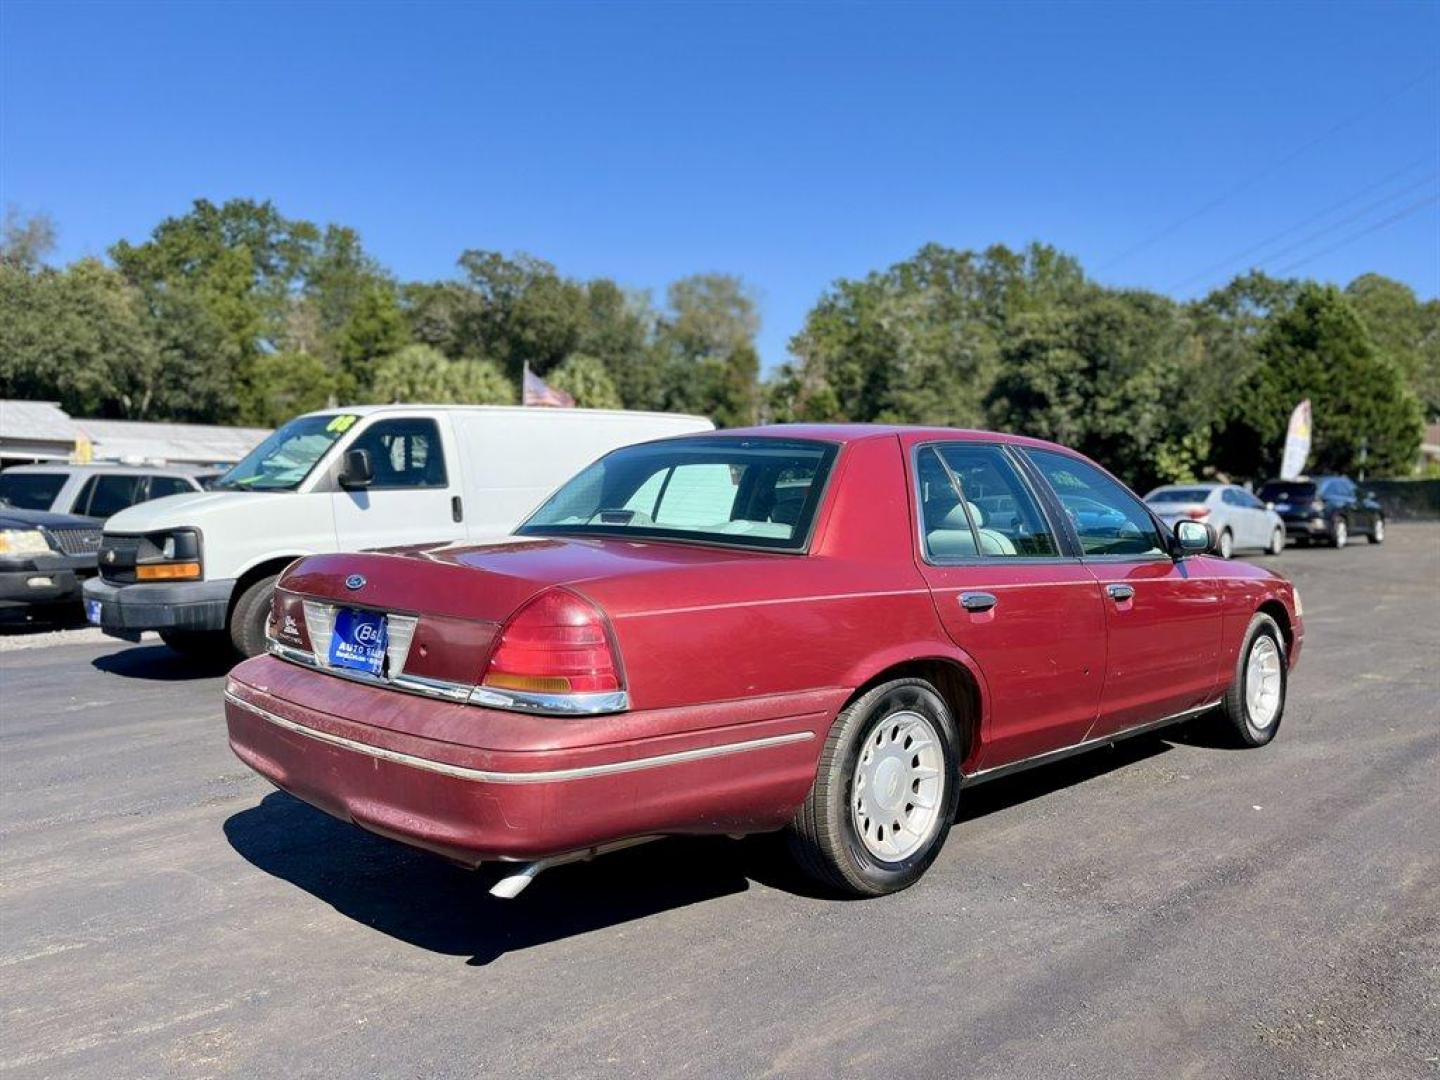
[268,640,473,702]
[962,699,1222,787]
[469,685,630,715]
[224,690,813,783]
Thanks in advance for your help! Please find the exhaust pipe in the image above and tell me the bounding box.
[488,836,659,899]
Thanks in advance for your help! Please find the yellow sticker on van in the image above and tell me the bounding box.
[326,414,359,433]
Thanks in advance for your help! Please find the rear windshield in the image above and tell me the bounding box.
[1258,481,1316,501]
[1146,487,1212,503]
[0,472,66,511]
[517,437,838,552]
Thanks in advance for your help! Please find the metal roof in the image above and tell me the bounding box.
[0,400,84,444]
[77,418,270,465]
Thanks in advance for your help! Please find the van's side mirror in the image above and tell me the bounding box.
[1174,519,1214,556]
[339,448,373,490]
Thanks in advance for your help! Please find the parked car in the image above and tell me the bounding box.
[86,405,714,658]
[1257,475,1384,548]
[1145,483,1285,559]
[0,464,207,519]
[223,425,1303,900]
[0,506,104,623]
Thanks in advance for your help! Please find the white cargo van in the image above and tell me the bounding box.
[83,405,712,657]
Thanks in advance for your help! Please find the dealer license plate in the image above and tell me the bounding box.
[328,607,388,676]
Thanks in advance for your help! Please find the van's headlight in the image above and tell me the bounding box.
[136,529,202,581]
[0,529,54,557]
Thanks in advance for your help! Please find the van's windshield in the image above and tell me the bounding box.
[517,437,838,552]
[215,414,357,492]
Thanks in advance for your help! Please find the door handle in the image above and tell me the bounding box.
[959,591,997,612]
[451,495,464,523]
[1106,583,1135,602]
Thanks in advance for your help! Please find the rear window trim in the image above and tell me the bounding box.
[516,435,842,555]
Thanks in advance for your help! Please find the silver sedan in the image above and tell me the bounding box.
[1145,483,1286,559]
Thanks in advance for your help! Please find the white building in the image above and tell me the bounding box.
[0,400,269,469]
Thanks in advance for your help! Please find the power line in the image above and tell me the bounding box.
[1167,158,1432,292]
[1267,194,1440,276]
[1097,65,1439,273]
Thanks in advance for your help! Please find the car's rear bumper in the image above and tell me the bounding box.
[1281,515,1329,538]
[223,656,833,865]
[83,576,234,637]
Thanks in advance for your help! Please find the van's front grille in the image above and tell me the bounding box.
[98,534,141,583]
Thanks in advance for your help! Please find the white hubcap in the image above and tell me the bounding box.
[1246,636,1283,729]
[852,710,944,862]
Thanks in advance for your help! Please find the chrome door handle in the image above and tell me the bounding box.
[1106,583,1135,602]
[960,592,997,612]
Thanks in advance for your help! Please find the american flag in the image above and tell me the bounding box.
[522,364,576,408]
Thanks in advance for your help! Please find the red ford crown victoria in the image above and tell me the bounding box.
[224,426,1302,898]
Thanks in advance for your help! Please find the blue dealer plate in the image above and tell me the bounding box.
[85,599,102,625]
[328,607,388,675]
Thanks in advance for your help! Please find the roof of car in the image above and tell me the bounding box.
[296,404,712,423]
[703,423,1074,451]
[4,463,207,476]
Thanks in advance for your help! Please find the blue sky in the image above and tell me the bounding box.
[2,1,1437,369]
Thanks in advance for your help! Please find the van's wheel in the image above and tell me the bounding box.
[229,574,279,658]
[1368,517,1385,544]
[159,630,231,659]
[1214,613,1287,747]
[1218,529,1234,559]
[787,678,961,897]
[1331,517,1348,548]
[1266,527,1285,556]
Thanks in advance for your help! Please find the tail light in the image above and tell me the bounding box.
[476,589,627,714]
[1185,508,1211,521]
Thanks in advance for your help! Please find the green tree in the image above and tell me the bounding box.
[654,273,762,423]
[239,351,336,426]
[1,207,57,271]
[547,353,623,409]
[1346,273,1440,419]
[367,344,514,405]
[334,281,410,395]
[1216,284,1422,478]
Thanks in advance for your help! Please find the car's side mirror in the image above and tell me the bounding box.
[339,448,373,490]
[1173,519,1214,556]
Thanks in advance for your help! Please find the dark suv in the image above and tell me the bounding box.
[1257,475,1384,549]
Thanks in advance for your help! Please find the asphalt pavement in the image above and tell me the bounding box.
[2,526,1437,1079]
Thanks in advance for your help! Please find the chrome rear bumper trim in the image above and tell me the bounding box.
[224,690,813,784]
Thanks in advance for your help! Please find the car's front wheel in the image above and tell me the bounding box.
[787,677,961,897]
[1215,613,1287,747]
[1331,517,1348,549]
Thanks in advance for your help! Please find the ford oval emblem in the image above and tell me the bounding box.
[344,574,366,591]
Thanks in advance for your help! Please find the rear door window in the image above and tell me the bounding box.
[916,444,1059,559]
[85,475,148,518]
[146,476,196,499]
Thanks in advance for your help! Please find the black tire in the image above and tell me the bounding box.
[159,629,232,659]
[228,574,279,658]
[1330,517,1348,549]
[786,678,962,897]
[1265,527,1285,556]
[1368,517,1385,544]
[1215,613,1287,748]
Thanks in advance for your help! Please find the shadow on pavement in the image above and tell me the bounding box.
[92,643,235,681]
[224,736,1193,964]
[224,791,758,966]
[958,733,1173,823]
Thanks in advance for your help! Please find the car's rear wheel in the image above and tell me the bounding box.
[1218,528,1234,559]
[787,677,961,897]
[229,574,279,658]
[1214,613,1287,747]
[1369,517,1385,544]
[1266,527,1285,556]
[1331,517,1348,549]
